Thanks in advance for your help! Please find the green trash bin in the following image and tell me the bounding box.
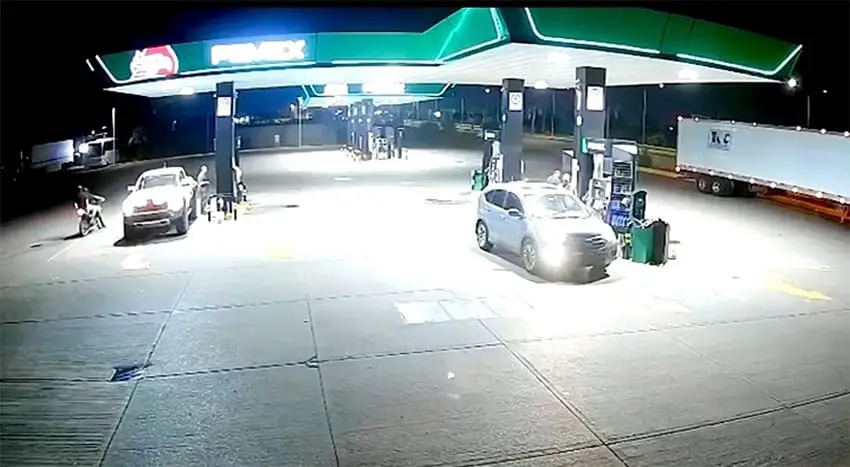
[630,224,655,264]
[471,170,488,191]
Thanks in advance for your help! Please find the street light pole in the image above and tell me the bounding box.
[550,91,556,136]
[641,88,648,144]
[111,107,117,162]
[296,97,303,147]
[806,94,811,128]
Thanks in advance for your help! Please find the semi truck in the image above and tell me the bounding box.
[674,117,850,219]
[75,132,117,168]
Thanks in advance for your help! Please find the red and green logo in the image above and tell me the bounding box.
[129,45,180,80]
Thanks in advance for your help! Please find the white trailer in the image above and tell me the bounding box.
[29,140,75,173]
[675,117,850,205]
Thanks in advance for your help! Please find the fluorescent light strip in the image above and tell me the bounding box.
[181,61,317,75]
[308,83,451,97]
[676,44,802,76]
[328,60,437,65]
[438,8,507,62]
[95,55,125,84]
[523,8,661,55]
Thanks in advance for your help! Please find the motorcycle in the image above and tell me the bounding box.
[77,199,106,237]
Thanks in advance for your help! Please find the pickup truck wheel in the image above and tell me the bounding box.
[189,195,198,221]
[175,208,189,235]
[123,224,137,241]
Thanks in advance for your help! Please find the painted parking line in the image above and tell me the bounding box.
[121,253,150,271]
[764,277,831,301]
[46,243,75,263]
[266,244,296,260]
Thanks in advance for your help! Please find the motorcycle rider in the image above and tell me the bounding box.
[75,185,106,228]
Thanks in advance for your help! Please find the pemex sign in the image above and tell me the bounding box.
[129,45,180,80]
[96,37,314,84]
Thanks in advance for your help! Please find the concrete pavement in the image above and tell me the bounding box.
[1,146,848,466]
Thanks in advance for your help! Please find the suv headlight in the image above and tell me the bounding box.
[601,225,617,243]
[537,227,565,245]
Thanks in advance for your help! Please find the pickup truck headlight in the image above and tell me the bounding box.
[122,199,139,216]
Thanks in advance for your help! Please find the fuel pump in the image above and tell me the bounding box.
[395,127,405,159]
[482,130,500,171]
[385,127,396,159]
[556,148,580,194]
[472,130,500,190]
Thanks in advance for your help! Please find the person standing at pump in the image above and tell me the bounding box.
[197,165,210,211]
[232,161,246,203]
[560,170,573,192]
[546,168,562,185]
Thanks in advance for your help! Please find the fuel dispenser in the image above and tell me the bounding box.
[373,126,390,159]
[576,137,640,221]
[560,149,580,195]
[472,129,500,190]
[573,137,674,262]
[395,127,406,159]
[574,137,669,265]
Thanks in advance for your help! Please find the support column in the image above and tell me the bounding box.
[355,101,366,154]
[214,81,236,199]
[362,99,374,159]
[347,103,356,147]
[499,78,524,181]
[573,67,607,198]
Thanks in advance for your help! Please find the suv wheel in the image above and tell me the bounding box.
[476,221,493,251]
[521,238,539,274]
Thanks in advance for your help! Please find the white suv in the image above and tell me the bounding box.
[475,181,618,277]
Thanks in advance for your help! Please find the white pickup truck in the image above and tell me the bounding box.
[122,166,199,240]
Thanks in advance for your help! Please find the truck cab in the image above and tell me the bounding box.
[76,135,117,168]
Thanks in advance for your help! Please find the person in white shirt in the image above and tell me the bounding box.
[546,168,563,185]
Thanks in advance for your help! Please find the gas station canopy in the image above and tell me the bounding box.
[92,7,802,104]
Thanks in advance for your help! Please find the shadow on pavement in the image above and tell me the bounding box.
[477,247,614,285]
[113,232,187,248]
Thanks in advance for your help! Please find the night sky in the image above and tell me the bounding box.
[2,3,848,161]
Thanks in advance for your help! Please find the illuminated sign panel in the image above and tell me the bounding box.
[210,40,307,66]
[129,46,180,80]
[362,82,405,95]
[324,83,349,96]
[586,86,605,111]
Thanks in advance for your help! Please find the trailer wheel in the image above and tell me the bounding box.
[696,177,712,194]
[710,178,733,197]
[733,182,757,198]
